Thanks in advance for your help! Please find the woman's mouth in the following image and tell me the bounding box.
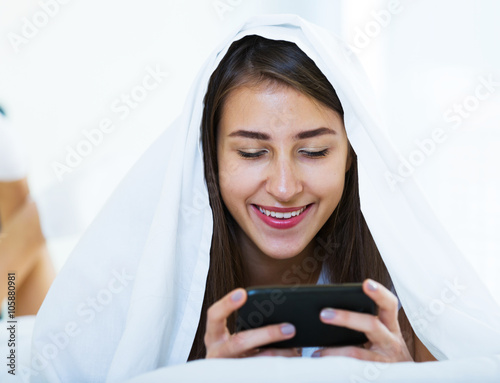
[251,203,312,229]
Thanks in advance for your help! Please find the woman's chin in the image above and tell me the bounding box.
[260,245,307,261]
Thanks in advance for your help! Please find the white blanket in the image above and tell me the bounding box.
[2,317,499,382]
[126,355,500,383]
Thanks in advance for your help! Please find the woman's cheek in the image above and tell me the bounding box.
[308,161,346,193]
[219,161,254,198]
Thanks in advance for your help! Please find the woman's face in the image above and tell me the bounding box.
[217,82,350,261]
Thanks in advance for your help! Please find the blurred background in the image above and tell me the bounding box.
[0,0,498,298]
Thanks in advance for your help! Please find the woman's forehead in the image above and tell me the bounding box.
[218,84,344,140]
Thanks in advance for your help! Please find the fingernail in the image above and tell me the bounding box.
[311,351,320,358]
[280,323,295,335]
[231,290,243,302]
[320,308,336,320]
[367,279,378,291]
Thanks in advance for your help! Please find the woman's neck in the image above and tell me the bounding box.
[237,229,323,287]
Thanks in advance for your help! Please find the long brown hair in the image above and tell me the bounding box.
[189,35,392,360]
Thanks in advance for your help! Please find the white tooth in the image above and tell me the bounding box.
[259,206,307,218]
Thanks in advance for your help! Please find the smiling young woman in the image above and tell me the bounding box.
[188,35,435,362]
[30,16,500,381]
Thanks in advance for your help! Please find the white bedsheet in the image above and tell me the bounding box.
[124,356,500,383]
[1,316,499,382]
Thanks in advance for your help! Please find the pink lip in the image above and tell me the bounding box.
[251,204,312,230]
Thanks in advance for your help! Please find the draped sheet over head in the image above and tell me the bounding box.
[30,14,500,382]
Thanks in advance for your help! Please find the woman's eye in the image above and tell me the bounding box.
[300,149,329,158]
[237,150,266,158]
[237,149,329,159]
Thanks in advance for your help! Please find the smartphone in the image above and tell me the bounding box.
[236,283,376,349]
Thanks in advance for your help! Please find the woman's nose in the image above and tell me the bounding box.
[265,157,303,202]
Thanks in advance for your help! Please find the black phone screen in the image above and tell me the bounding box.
[236,283,376,348]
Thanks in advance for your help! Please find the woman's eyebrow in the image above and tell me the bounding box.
[228,127,336,140]
[295,127,336,139]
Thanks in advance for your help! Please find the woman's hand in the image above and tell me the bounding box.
[312,279,413,362]
[205,288,301,358]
